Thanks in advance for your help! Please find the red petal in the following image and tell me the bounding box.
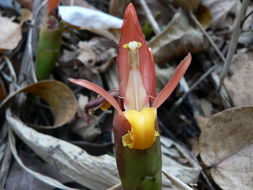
[117,3,156,98]
[152,53,192,108]
[47,0,60,15]
[69,78,122,114]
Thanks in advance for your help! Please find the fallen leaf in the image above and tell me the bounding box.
[1,80,77,129]
[195,4,212,29]
[202,0,240,30]
[149,11,208,64]
[6,151,71,190]
[173,0,200,10]
[58,6,123,41]
[0,17,22,52]
[224,53,253,106]
[200,106,253,190]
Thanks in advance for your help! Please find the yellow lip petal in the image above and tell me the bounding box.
[122,108,159,150]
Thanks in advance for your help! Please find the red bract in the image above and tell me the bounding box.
[117,3,156,99]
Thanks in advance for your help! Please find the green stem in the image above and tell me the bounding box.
[35,18,63,80]
[114,115,162,190]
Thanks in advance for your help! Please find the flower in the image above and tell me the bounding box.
[69,3,191,150]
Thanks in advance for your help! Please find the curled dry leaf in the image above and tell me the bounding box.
[1,80,77,129]
[149,11,208,64]
[202,0,240,30]
[200,106,253,190]
[0,17,22,52]
[58,6,123,41]
[224,53,253,106]
[195,4,212,29]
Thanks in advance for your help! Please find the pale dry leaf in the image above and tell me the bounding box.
[149,11,208,64]
[0,17,22,51]
[58,6,123,41]
[200,106,253,190]
[224,53,253,106]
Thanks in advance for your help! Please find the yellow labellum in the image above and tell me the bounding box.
[122,108,159,150]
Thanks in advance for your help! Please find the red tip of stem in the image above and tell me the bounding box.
[47,0,60,15]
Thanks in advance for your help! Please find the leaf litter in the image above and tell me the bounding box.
[1,0,253,190]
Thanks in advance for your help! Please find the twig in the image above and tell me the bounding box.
[106,183,122,190]
[219,0,250,89]
[190,12,226,63]
[200,170,216,190]
[162,171,194,190]
[4,56,18,92]
[139,0,161,34]
[241,10,253,28]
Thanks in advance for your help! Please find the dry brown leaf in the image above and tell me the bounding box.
[195,4,212,29]
[0,17,22,52]
[202,0,240,30]
[173,0,200,11]
[149,11,208,64]
[1,80,77,129]
[200,106,253,190]
[224,53,253,106]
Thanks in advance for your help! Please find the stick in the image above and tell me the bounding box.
[139,0,161,34]
[162,171,194,190]
[219,0,250,89]
[106,183,122,190]
[190,12,226,63]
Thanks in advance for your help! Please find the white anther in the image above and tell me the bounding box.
[128,41,139,50]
